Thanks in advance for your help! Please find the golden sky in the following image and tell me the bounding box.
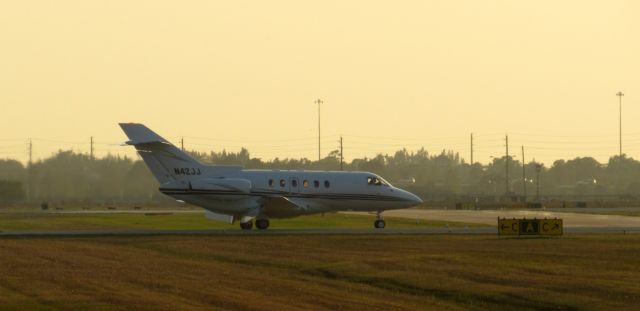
[1,1,638,165]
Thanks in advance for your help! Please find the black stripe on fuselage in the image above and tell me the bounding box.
[158,188,410,202]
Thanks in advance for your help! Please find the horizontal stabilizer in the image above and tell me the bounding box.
[118,122,203,184]
[119,123,169,145]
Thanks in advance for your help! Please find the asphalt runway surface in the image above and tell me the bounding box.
[0,227,491,237]
[2,208,640,237]
[1,227,639,237]
[379,208,640,228]
[8,207,640,228]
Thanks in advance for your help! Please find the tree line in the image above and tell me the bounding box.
[1,148,640,204]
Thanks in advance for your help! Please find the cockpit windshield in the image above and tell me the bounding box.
[367,176,392,187]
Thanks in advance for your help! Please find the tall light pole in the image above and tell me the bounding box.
[315,99,323,161]
[522,146,526,201]
[617,91,624,157]
[339,136,344,171]
[505,135,509,195]
[535,163,542,201]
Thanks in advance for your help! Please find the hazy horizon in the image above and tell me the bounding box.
[2,1,638,165]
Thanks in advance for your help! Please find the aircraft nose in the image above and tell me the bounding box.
[396,189,423,206]
[408,192,423,205]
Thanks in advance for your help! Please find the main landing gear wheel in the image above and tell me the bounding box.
[240,220,253,230]
[255,219,270,230]
[374,211,386,229]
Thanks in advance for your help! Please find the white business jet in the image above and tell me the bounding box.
[120,123,423,230]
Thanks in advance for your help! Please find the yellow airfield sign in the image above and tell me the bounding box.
[540,219,563,235]
[498,218,519,235]
[498,218,563,236]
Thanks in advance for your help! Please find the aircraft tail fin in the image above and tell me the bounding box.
[119,123,204,184]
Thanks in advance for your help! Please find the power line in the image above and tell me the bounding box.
[341,134,470,142]
[0,144,29,149]
[510,138,640,144]
[180,140,331,148]
[507,131,639,138]
[7,129,640,166]
[31,138,87,144]
[182,135,339,143]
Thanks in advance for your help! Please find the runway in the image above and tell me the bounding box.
[375,208,640,228]
[1,226,639,237]
[30,207,640,228]
[2,208,640,237]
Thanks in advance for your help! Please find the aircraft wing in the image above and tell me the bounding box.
[262,196,317,218]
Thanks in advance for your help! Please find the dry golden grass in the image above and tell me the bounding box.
[0,234,639,310]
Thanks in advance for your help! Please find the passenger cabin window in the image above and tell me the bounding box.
[303,180,309,188]
[324,180,330,188]
[291,179,298,187]
[268,179,274,187]
[280,179,286,187]
[313,180,320,188]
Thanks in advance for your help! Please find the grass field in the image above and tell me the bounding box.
[0,234,639,310]
[0,212,486,231]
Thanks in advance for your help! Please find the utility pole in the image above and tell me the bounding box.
[505,135,509,195]
[522,146,526,201]
[90,136,94,160]
[535,161,542,201]
[27,139,32,202]
[315,99,323,161]
[470,133,474,165]
[181,137,184,151]
[339,136,344,171]
[28,139,32,166]
[617,91,624,157]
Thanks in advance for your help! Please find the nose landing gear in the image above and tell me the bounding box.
[374,212,386,229]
